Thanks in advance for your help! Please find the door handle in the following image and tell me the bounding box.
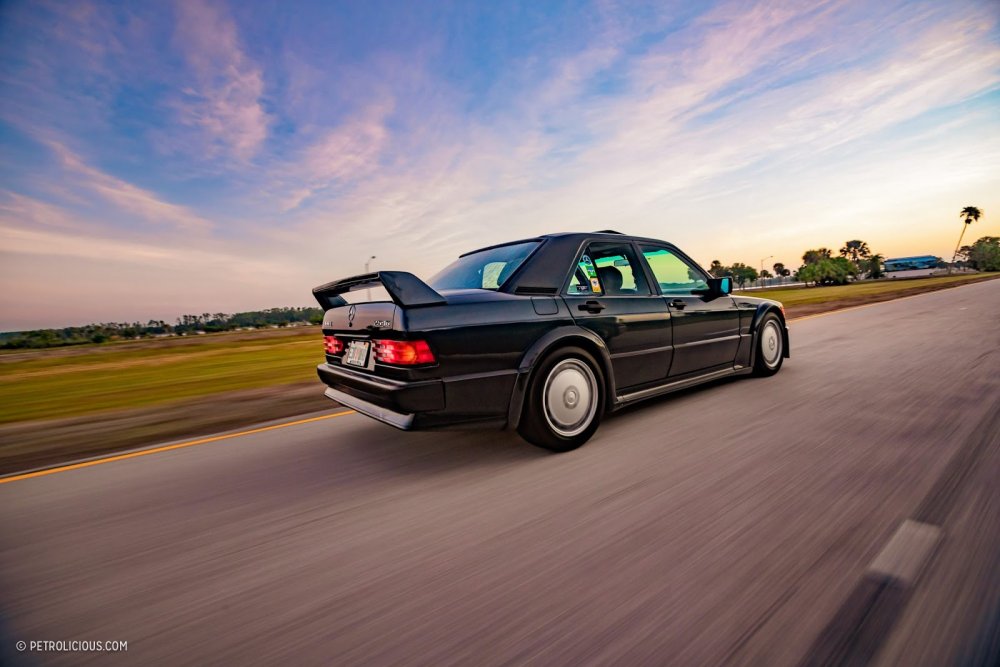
[669,298,687,310]
[578,300,605,313]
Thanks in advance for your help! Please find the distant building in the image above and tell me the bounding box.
[883,255,941,278]
[883,255,940,271]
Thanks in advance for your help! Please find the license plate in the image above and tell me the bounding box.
[344,341,370,367]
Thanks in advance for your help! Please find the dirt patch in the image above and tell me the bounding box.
[783,273,1000,319]
[0,382,335,475]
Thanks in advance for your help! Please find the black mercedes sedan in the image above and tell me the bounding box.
[314,231,789,451]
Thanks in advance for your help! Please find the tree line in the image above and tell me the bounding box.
[706,239,885,288]
[710,234,998,289]
[957,236,1000,271]
[1,307,324,349]
[708,207,995,288]
[5,209,996,348]
[794,240,886,286]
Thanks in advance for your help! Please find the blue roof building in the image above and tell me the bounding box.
[883,255,941,271]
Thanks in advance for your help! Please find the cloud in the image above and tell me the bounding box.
[262,0,1000,275]
[0,189,317,330]
[0,191,219,265]
[41,139,212,231]
[279,99,395,211]
[0,220,253,271]
[171,0,269,160]
[0,192,83,231]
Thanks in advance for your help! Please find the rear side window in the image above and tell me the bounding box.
[430,241,539,291]
[641,246,709,294]
[567,243,650,296]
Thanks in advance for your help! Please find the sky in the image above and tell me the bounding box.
[1,0,998,330]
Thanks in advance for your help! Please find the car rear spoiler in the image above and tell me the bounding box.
[312,271,447,310]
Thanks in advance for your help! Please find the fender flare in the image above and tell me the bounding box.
[506,326,615,430]
[747,304,790,366]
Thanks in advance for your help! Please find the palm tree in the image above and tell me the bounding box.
[839,240,871,263]
[802,248,832,265]
[950,206,982,273]
[867,253,884,279]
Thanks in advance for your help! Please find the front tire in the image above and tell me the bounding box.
[752,313,784,376]
[518,347,604,452]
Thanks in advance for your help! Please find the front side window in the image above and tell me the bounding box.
[430,241,539,291]
[641,246,709,295]
[567,243,650,296]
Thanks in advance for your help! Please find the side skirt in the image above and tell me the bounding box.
[613,366,753,409]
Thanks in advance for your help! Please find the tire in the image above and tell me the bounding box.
[518,346,605,452]
[752,312,785,376]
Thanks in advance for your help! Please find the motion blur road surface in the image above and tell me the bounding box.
[2,281,998,666]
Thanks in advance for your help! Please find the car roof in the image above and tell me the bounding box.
[456,231,686,295]
[541,231,671,245]
[460,231,671,257]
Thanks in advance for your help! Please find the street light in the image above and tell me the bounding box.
[760,255,773,287]
[365,255,376,301]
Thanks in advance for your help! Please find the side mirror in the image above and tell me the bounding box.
[707,277,732,296]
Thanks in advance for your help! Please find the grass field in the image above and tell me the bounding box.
[0,329,321,424]
[740,273,996,307]
[2,272,998,429]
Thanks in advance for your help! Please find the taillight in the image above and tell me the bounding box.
[323,335,344,355]
[374,339,436,365]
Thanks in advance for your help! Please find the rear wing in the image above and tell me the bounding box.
[312,271,447,310]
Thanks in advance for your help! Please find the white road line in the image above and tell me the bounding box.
[867,519,942,586]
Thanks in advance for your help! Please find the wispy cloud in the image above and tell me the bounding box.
[0,192,290,328]
[279,99,395,211]
[171,0,269,160]
[43,139,212,231]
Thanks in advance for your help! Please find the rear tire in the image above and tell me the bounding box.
[752,313,784,376]
[518,347,605,452]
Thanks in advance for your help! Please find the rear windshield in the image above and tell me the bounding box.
[430,241,539,291]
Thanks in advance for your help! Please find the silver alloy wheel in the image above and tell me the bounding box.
[542,358,598,438]
[760,320,782,368]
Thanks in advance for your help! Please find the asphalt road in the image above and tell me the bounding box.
[2,281,998,666]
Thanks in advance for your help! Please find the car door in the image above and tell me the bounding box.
[562,241,672,389]
[638,245,740,377]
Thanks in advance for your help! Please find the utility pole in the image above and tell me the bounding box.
[365,255,376,301]
[760,255,772,287]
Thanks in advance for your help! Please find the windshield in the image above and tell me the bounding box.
[429,241,540,291]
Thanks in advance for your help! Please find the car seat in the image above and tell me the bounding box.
[597,265,624,295]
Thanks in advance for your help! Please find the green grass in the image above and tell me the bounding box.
[742,273,996,307]
[0,331,323,424]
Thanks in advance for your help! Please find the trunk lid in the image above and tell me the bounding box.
[321,302,402,335]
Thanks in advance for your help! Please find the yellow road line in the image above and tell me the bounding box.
[0,410,356,485]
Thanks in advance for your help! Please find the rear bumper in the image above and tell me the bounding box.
[316,363,444,427]
[316,363,516,430]
[324,387,415,430]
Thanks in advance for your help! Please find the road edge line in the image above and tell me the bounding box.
[0,410,356,484]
